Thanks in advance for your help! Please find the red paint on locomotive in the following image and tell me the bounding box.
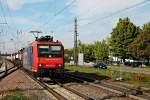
[23,39,64,77]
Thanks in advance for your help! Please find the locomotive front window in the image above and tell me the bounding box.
[51,46,61,51]
[38,45,50,57]
[38,45,62,57]
[39,45,49,49]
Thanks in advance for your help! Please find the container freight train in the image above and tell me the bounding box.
[23,36,64,77]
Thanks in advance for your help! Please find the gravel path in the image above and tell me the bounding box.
[0,70,57,100]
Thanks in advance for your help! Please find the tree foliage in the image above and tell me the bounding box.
[78,40,95,62]
[78,40,109,62]
[64,49,73,62]
[129,22,150,60]
[92,41,109,61]
[110,17,140,60]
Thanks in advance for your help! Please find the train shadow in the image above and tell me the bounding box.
[43,69,110,85]
[67,70,109,81]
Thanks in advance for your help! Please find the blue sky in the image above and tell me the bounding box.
[1,0,150,53]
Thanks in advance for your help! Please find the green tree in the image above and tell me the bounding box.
[129,22,150,61]
[78,40,95,62]
[92,40,109,61]
[110,17,140,62]
[64,49,73,62]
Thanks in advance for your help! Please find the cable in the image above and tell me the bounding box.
[41,0,76,27]
[0,0,17,53]
[4,0,18,38]
[5,0,17,30]
[30,0,55,26]
[81,0,150,27]
[0,0,14,40]
[0,0,8,45]
[0,0,19,41]
[0,0,9,27]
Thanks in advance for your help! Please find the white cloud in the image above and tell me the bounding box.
[6,0,22,10]
[6,0,48,10]
[72,0,145,19]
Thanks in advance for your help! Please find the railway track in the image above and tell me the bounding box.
[21,67,149,100]
[22,69,66,100]
[64,72,150,100]
[22,69,91,100]
[50,77,93,100]
[0,59,18,80]
[99,80,150,100]
[46,74,129,99]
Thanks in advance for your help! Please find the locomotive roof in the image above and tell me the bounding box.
[32,41,63,45]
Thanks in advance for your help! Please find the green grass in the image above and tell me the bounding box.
[65,65,150,87]
[143,66,150,69]
[2,91,27,100]
[108,64,150,69]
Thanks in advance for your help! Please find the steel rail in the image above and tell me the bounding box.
[51,78,93,100]
[22,68,67,100]
[0,67,18,80]
[64,72,149,100]
[0,60,18,80]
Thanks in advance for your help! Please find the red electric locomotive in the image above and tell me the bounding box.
[23,36,64,77]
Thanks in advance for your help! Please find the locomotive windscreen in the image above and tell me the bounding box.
[38,45,62,57]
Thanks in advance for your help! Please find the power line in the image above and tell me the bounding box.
[34,0,56,23]
[42,0,76,27]
[27,0,76,34]
[0,0,8,27]
[0,0,9,44]
[5,0,17,30]
[0,0,18,40]
[0,0,14,39]
[49,0,150,33]
[81,0,150,27]
[4,0,18,38]
[0,0,18,53]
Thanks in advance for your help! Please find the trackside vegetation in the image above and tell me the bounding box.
[65,65,150,87]
[2,91,27,100]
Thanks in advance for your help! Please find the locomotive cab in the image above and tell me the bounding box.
[23,36,64,77]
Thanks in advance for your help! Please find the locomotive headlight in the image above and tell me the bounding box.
[58,64,62,67]
[39,64,42,67]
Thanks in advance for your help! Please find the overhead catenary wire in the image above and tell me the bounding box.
[3,0,18,38]
[0,0,9,28]
[0,0,8,46]
[40,0,150,34]
[5,0,18,30]
[80,0,150,27]
[0,0,15,39]
[69,0,150,46]
[0,0,22,40]
[27,0,76,34]
[41,0,76,28]
[0,0,19,53]
[36,0,56,21]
